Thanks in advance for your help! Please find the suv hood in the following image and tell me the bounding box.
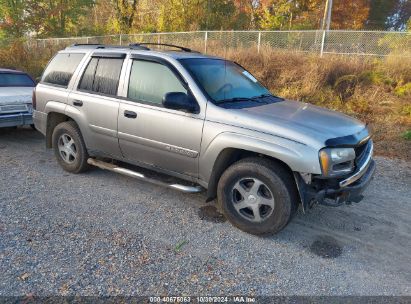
[0,87,34,105]
[235,100,366,148]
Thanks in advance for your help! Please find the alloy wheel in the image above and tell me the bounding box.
[231,177,275,223]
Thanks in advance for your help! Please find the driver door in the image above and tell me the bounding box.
[118,58,204,178]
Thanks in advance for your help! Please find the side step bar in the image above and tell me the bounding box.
[87,158,203,193]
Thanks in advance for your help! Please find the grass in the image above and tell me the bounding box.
[402,130,411,140]
[1,41,410,160]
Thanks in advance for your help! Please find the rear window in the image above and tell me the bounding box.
[42,53,85,87]
[78,57,123,96]
[0,73,35,87]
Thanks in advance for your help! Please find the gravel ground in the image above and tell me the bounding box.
[0,127,410,296]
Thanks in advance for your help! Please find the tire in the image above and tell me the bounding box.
[217,157,299,235]
[52,121,89,173]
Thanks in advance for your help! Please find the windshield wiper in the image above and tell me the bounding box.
[251,93,284,100]
[216,94,284,105]
[215,97,251,104]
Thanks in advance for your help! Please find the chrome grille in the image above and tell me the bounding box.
[355,140,372,166]
[0,104,28,114]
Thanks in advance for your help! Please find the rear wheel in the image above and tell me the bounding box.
[52,121,89,173]
[217,157,298,235]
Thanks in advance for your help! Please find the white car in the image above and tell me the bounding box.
[0,68,35,128]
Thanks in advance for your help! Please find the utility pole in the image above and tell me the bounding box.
[322,0,333,30]
[320,0,333,57]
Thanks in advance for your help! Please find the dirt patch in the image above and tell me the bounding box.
[198,205,226,223]
[310,235,343,259]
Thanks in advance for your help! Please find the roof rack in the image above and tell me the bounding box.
[66,42,198,53]
[129,43,194,52]
[68,43,105,49]
[67,43,149,50]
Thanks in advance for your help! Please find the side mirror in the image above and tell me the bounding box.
[162,92,198,113]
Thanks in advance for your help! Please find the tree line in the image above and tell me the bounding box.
[0,0,410,40]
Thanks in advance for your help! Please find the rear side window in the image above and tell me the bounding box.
[78,58,123,96]
[128,60,186,105]
[42,53,84,87]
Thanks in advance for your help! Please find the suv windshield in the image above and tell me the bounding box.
[0,73,35,87]
[179,58,271,103]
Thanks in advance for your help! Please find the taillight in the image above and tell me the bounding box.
[32,87,36,110]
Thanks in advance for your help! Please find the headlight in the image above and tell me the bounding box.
[319,147,355,177]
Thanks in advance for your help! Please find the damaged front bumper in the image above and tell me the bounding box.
[295,158,376,211]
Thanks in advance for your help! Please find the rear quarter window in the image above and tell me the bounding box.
[41,53,85,87]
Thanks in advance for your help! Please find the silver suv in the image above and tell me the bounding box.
[33,43,375,235]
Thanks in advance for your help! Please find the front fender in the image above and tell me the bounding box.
[199,131,321,185]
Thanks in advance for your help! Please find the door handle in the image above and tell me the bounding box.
[124,110,137,119]
[73,100,83,107]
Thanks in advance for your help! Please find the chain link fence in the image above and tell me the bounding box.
[28,30,411,57]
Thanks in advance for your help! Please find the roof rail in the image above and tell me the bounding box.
[66,42,198,53]
[66,43,154,51]
[69,43,105,48]
[129,43,194,52]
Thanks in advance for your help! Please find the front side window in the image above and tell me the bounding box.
[128,60,187,105]
[179,58,270,103]
[42,53,84,87]
[78,57,123,96]
[0,73,35,87]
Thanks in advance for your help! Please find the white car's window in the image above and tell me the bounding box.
[0,73,34,87]
[128,60,186,105]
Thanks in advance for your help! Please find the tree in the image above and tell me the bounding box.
[111,0,138,33]
[201,0,236,30]
[0,0,27,38]
[25,0,95,38]
[330,0,370,30]
[258,0,293,30]
[389,0,411,30]
[256,0,323,30]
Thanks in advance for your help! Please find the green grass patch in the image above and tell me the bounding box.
[174,240,189,252]
[401,130,411,140]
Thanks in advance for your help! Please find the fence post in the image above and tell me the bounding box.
[119,34,122,46]
[320,30,326,57]
[204,31,208,54]
[257,31,261,54]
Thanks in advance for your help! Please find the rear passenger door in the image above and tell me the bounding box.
[117,58,204,178]
[67,53,126,158]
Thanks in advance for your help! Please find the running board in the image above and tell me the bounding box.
[87,158,203,193]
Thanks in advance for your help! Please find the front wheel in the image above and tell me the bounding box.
[217,157,298,235]
[52,121,89,173]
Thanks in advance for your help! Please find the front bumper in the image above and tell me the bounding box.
[315,159,376,207]
[295,158,376,210]
[0,112,33,128]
